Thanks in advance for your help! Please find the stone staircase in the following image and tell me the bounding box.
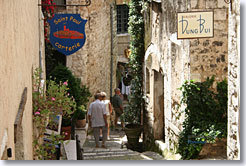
[82,129,165,160]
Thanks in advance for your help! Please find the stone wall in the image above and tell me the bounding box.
[117,34,130,63]
[116,0,130,63]
[0,0,43,160]
[143,0,190,152]
[227,0,240,160]
[144,0,239,160]
[66,0,118,103]
[190,0,229,84]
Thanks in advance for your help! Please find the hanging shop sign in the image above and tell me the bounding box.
[177,11,214,39]
[48,14,87,55]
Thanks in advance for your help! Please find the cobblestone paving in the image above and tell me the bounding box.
[82,128,165,160]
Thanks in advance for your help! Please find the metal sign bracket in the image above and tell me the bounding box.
[38,0,91,7]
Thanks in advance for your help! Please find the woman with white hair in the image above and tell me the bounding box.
[100,92,112,139]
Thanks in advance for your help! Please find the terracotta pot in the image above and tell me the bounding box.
[124,124,143,146]
[61,126,71,140]
[76,119,86,128]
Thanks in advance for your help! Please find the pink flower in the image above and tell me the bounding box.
[63,82,68,86]
[52,97,56,101]
[35,112,40,115]
[65,132,68,136]
[67,93,70,96]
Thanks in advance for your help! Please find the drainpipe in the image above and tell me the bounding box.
[110,4,114,101]
[38,3,42,79]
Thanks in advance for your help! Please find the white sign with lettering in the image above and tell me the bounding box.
[177,11,214,39]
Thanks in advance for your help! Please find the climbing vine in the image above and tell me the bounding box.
[42,0,56,42]
[123,0,145,124]
[177,76,228,159]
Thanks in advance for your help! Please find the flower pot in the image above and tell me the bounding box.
[76,119,86,128]
[124,124,143,146]
[61,126,71,140]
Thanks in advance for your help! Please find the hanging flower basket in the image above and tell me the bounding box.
[123,75,133,86]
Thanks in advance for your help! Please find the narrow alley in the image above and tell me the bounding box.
[0,0,241,162]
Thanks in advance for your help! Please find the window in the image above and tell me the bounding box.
[53,0,66,5]
[53,0,66,10]
[117,5,129,34]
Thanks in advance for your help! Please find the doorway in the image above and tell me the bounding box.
[153,70,164,140]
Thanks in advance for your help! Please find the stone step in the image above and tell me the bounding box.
[141,151,165,160]
[83,148,165,160]
[82,127,166,160]
[84,153,149,160]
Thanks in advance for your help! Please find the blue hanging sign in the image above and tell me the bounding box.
[48,14,87,56]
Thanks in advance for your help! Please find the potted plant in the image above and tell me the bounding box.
[48,64,91,139]
[61,113,73,140]
[123,102,143,149]
[74,105,87,128]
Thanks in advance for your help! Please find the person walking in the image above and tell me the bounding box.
[112,88,124,130]
[88,93,108,148]
[100,92,113,139]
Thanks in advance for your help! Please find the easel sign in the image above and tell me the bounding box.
[45,115,62,135]
[177,11,214,39]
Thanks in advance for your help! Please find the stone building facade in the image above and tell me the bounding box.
[227,0,240,160]
[143,0,190,156]
[65,0,118,102]
[0,0,45,160]
[143,0,239,160]
[190,0,229,84]
[55,0,131,102]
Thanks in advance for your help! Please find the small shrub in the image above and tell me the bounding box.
[177,76,228,159]
[48,64,91,108]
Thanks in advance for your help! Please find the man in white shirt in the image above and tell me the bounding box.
[88,93,108,148]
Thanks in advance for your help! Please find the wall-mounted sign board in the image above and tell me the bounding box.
[48,14,87,56]
[177,11,214,39]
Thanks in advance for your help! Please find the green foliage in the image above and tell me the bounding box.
[48,64,91,126]
[45,43,66,76]
[34,134,64,160]
[32,68,75,160]
[73,105,87,120]
[48,64,91,108]
[123,0,145,124]
[177,77,228,159]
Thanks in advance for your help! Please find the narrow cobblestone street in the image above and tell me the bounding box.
[82,127,165,160]
[0,0,241,162]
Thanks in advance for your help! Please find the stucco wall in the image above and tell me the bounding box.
[0,0,41,160]
[66,0,118,103]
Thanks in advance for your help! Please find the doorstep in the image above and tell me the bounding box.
[60,140,77,160]
[155,140,181,160]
